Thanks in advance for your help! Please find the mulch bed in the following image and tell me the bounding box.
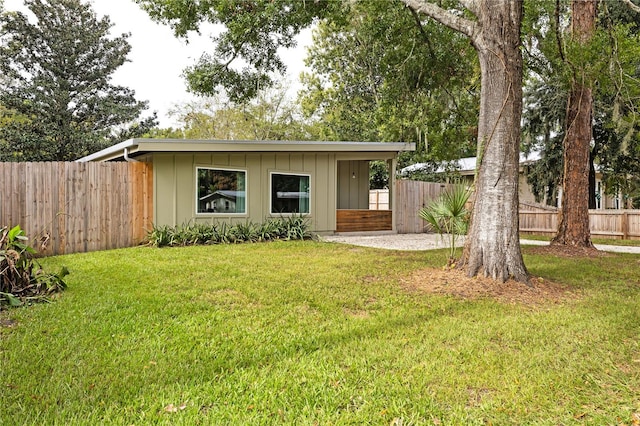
[401,267,578,306]
[399,244,618,306]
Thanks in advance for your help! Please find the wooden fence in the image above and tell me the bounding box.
[395,180,458,233]
[369,189,389,210]
[520,205,640,240]
[393,182,640,240]
[0,162,153,255]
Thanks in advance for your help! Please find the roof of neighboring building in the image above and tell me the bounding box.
[401,151,542,175]
[199,190,244,202]
[78,139,416,162]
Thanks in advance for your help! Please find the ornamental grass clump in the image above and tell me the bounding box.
[0,225,68,307]
[418,186,471,264]
[147,216,313,247]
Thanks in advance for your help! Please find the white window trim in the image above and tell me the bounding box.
[195,166,248,216]
[269,171,312,216]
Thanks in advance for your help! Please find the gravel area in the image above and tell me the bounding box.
[321,233,640,253]
[321,233,464,251]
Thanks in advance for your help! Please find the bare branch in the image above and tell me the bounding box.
[400,0,478,41]
[621,0,640,14]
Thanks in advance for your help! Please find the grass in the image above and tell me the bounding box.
[1,241,639,425]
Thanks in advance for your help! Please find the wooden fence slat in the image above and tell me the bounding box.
[56,163,66,255]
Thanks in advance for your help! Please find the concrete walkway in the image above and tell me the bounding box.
[321,233,640,254]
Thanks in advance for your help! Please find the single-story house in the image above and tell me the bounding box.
[401,151,625,209]
[79,139,414,234]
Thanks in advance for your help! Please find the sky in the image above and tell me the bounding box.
[3,0,312,128]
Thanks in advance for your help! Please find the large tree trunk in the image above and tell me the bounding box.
[551,0,596,248]
[459,1,528,283]
[403,0,528,283]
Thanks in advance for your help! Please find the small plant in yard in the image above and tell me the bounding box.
[0,225,68,307]
[147,216,313,247]
[419,186,471,265]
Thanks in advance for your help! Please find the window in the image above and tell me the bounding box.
[270,173,310,214]
[197,168,246,214]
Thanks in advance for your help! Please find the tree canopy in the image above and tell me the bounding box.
[298,0,479,170]
[136,0,342,102]
[164,82,316,141]
[0,0,156,161]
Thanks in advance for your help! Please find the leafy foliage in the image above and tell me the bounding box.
[0,225,68,307]
[0,0,156,161]
[299,0,479,168]
[147,216,313,248]
[521,76,566,205]
[136,0,342,102]
[418,186,470,263]
[164,83,317,141]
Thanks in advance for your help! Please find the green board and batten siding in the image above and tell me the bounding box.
[152,152,339,233]
[337,160,370,210]
[78,139,414,235]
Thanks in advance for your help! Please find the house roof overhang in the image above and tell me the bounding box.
[77,139,416,162]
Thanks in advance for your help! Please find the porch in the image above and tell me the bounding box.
[335,159,395,233]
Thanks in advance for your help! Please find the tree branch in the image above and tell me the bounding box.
[554,0,565,63]
[408,6,436,59]
[400,0,478,41]
[458,0,480,17]
[621,0,640,14]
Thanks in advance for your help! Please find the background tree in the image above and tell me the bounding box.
[165,82,315,141]
[298,0,479,173]
[298,0,480,189]
[522,0,640,215]
[594,1,640,208]
[0,0,156,161]
[551,0,598,248]
[521,76,566,207]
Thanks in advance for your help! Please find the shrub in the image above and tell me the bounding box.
[147,216,313,248]
[0,225,69,307]
[418,186,471,264]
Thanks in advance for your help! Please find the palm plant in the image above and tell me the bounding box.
[418,186,471,263]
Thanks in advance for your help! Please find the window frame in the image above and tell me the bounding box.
[269,171,311,216]
[195,166,248,216]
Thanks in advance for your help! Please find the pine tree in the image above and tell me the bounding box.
[0,0,155,161]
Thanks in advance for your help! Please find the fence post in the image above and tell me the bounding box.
[622,211,629,240]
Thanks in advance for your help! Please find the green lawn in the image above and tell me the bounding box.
[1,241,639,425]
